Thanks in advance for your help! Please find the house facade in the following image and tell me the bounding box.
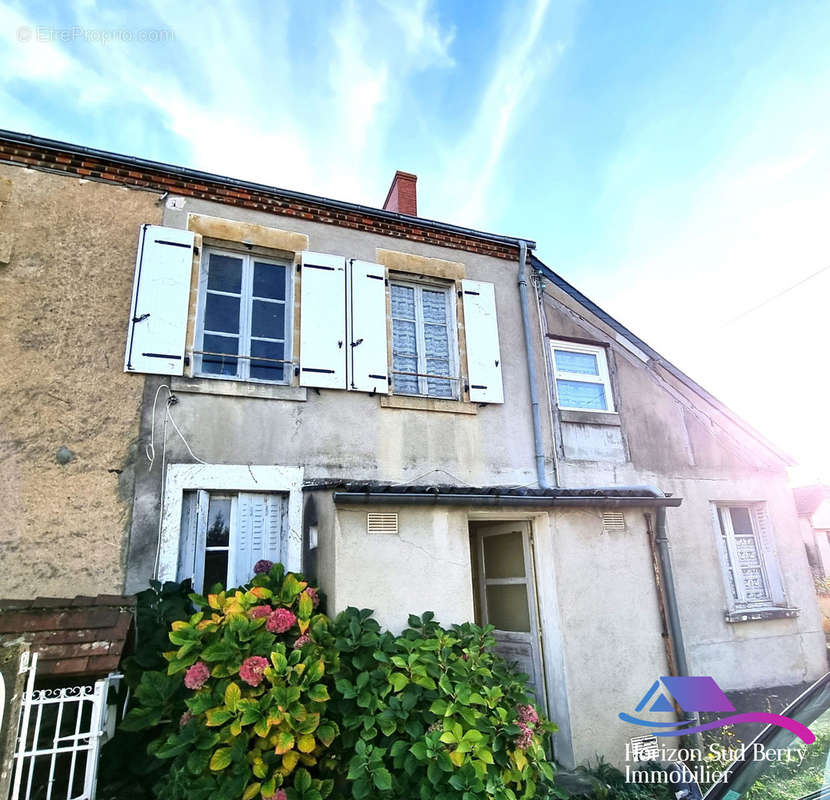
[0,130,824,769]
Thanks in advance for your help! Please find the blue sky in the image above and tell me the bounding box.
[2,0,829,480]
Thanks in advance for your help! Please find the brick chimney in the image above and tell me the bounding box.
[383,170,417,216]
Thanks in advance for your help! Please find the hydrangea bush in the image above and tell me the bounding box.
[119,566,557,800]
[121,563,338,800]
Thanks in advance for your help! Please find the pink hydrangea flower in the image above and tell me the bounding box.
[263,790,287,800]
[515,721,534,751]
[266,607,296,634]
[179,710,193,727]
[249,605,271,619]
[293,633,310,650]
[305,587,320,608]
[253,559,274,574]
[184,661,210,690]
[517,704,539,726]
[239,655,269,687]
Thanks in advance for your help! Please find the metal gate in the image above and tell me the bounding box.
[10,652,120,800]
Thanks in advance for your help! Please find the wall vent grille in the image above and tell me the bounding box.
[602,511,626,532]
[367,512,398,534]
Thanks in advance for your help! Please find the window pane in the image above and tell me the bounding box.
[206,497,231,546]
[556,379,607,410]
[207,254,243,293]
[393,354,419,394]
[391,284,416,319]
[483,532,526,579]
[251,299,285,338]
[250,339,285,382]
[424,323,450,358]
[486,584,531,632]
[202,334,239,376]
[203,550,229,592]
[204,292,241,334]
[426,358,452,397]
[253,262,286,300]
[554,349,599,376]
[392,319,417,356]
[729,507,754,536]
[422,289,447,323]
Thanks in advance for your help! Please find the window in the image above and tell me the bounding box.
[549,339,615,412]
[178,490,286,593]
[714,503,786,612]
[390,280,458,398]
[195,249,291,383]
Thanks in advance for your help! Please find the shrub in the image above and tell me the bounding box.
[328,608,557,800]
[121,564,338,800]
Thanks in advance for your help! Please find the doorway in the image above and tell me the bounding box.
[469,520,547,706]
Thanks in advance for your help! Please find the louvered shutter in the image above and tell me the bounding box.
[754,505,788,606]
[461,280,504,403]
[124,224,195,375]
[299,251,347,388]
[176,491,199,586]
[232,493,284,587]
[191,490,210,593]
[348,260,389,394]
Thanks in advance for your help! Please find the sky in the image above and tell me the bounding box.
[1,0,829,482]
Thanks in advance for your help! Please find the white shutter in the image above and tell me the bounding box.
[461,280,504,404]
[232,493,284,587]
[299,251,347,389]
[191,490,210,593]
[176,491,199,585]
[754,505,788,606]
[124,224,195,375]
[348,260,389,394]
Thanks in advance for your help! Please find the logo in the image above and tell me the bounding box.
[619,676,815,744]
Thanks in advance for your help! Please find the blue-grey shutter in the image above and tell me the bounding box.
[461,280,504,403]
[299,251,347,389]
[232,493,284,587]
[754,505,788,606]
[125,225,195,375]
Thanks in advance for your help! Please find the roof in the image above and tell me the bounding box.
[0,129,535,259]
[306,480,682,507]
[793,485,830,516]
[0,594,135,680]
[530,253,795,466]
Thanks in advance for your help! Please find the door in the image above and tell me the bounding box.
[471,521,546,706]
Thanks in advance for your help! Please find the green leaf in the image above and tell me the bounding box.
[298,590,313,620]
[274,731,295,754]
[294,767,312,793]
[205,707,233,727]
[373,768,393,791]
[410,741,427,760]
[316,723,336,747]
[224,681,241,711]
[209,747,233,771]
[308,683,329,702]
[389,672,409,692]
[429,698,449,716]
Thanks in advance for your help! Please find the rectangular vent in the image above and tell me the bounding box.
[367,512,398,534]
[602,511,626,532]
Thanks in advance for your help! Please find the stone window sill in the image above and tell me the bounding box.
[559,408,621,426]
[724,607,799,623]
[380,394,477,415]
[171,376,307,402]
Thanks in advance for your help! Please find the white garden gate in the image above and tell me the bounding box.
[10,652,121,800]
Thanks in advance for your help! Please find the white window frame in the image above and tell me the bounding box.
[390,278,460,399]
[714,503,775,608]
[549,339,616,413]
[194,247,293,384]
[157,464,303,583]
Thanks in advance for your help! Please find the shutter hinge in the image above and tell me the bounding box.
[132,313,150,323]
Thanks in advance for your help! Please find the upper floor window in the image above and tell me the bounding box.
[549,339,615,412]
[195,249,292,383]
[390,280,458,398]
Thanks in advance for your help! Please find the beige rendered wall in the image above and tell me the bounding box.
[0,164,160,597]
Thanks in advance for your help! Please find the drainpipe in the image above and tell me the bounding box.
[517,240,551,489]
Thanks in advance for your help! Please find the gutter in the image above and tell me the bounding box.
[0,129,536,251]
[332,491,681,508]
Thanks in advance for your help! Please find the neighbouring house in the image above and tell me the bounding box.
[0,129,824,775]
[794,485,830,579]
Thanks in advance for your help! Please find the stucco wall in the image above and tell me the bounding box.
[541,290,826,695]
[125,196,551,591]
[0,164,160,597]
